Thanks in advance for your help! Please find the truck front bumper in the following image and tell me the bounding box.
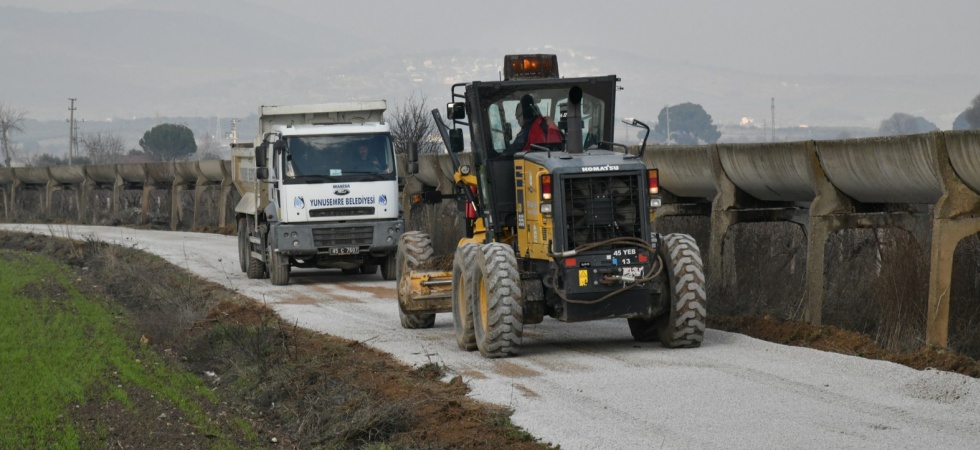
[269,219,403,257]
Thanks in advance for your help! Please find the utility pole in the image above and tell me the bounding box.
[771,97,776,143]
[230,118,240,144]
[68,98,78,166]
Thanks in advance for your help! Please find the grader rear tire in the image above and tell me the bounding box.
[629,234,706,345]
[452,243,481,351]
[397,231,436,329]
[471,243,523,358]
[655,233,706,348]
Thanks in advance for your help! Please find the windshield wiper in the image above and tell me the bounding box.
[341,172,390,181]
[293,175,337,183]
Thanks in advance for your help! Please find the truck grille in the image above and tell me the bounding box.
[310,207,375,218]
[562,174,642,249]
[313,226,373,248]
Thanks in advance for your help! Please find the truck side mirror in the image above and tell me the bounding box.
[447,102,466,120]
[255,146,267,168]
[256,167,269,180]
[407,142,419,174]
[449,128,464,153]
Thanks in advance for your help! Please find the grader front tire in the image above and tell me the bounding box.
[397,231,436,329]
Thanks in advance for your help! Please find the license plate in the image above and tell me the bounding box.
[622,266,644,277]
[329,246,359,255]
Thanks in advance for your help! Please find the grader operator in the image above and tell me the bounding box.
[398,54,706,358]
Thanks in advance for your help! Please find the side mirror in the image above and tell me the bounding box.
[256,167,269,180]
[407,142,419,175]
[447,102,466,120]
[449,128,464,153]
[255,146,267,168]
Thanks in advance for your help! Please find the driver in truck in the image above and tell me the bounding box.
[350,144,381,172]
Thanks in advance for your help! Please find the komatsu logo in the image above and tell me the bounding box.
[581,165,619,172]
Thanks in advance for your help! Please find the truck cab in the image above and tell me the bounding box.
[234,101,403,285]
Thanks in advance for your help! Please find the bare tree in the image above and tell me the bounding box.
[965,92,980,129]
[389,92,442,154]
[879,112,938,137]
[0,101,28,168]
[194,132,222,160]
[81,131,126,164]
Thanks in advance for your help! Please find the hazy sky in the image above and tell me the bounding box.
[5,0,979,78]
[2,0,978,131]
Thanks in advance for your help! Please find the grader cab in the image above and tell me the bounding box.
[397,54,706,358]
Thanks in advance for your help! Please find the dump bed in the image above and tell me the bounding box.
[258,101,387,134]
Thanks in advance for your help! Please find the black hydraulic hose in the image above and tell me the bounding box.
[548,236,665,305]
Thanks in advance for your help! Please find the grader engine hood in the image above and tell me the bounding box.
[518,150,652,252]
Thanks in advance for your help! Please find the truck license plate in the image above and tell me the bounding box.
[329,246,358,255]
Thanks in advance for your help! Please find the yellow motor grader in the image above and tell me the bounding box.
[398,54,706,358]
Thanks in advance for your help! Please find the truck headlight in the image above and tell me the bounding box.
[541,203,553,214]
[650,198,662,208]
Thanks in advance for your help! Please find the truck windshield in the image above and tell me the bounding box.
[283,134,395,182]
[485,88,606,156]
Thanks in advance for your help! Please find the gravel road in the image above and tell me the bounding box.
[6,224,979,449]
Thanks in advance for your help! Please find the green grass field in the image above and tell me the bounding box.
[0,249,245,449]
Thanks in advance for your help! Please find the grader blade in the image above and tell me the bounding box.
[398,269,453,314]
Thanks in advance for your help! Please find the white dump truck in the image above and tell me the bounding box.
[232,101,403,285]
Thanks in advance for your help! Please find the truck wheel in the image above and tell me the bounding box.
[397,231,436,329]
[380,253,397,281]
[361,264,378,275]
[237,217,248,273]
[245,230,267,279]
[268,242,290,286]
[471,243,523,357]
[452,243,481,351]
[651,233,706,348]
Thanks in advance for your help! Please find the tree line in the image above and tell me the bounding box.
[3,92,980,167]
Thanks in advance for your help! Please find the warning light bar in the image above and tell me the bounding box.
[503,54,559,80]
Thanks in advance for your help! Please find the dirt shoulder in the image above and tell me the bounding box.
[2,228,978,449]
[0,231,552,449]
[710,315,980,378]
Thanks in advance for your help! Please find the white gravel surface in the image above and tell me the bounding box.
[5,224,980,449]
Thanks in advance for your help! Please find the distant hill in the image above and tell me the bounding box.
[1,2,975,157]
